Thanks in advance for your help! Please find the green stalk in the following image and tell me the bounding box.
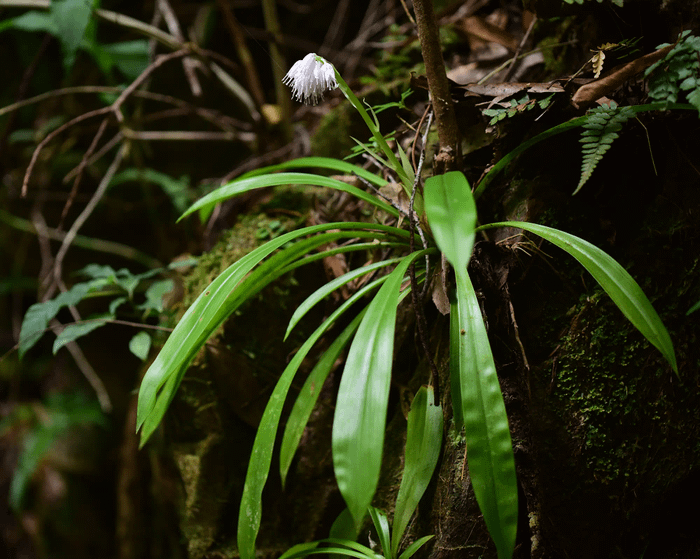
[330,64,423,214]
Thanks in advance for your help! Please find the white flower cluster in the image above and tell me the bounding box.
[282,53,338,106]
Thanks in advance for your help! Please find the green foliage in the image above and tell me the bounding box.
[391,386,443,556]
[482,94,555,125]
[645,31,700,116]
[425,172,517,559]
[0,0,150,80]
[4,392,107,511]
[479,222,678,374]
[18,263,180,362]
[574,101,634,195]
[332,253,426,531]
[133,61,678,559]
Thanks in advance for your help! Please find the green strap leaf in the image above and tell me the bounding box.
[238,281,391,559]
[137,223,400,445]
[280,304,374,486]
[397,535,434,559]
[239,156,389,188]
[423,171,477,274]
[479,221,678,374]
[368,507,392,558]
[452,272,518,559]
[332,252,426,531]
[284,258,402,339]
[179,172,399,221]
[391,386,443,557]
[425,172,517,559]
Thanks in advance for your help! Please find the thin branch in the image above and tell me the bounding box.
[50,319,112,413]
[0,208,162,268]
[156,0,203,96]
[412,0,460,174]
[47,145,127,299]
[59,117,110,228]
[215,0,266,108]
[121,129,254,142]
[21,107,112,197]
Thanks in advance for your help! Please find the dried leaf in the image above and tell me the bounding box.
[572,45,673,108]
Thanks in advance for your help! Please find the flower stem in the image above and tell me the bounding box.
[333,68,423,213]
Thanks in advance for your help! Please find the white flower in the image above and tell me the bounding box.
[282,53,338,106]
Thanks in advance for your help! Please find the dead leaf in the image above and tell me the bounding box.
[571,44,673,108]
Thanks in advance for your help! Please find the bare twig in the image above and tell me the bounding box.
[63,133,124,183]
[215,0,266,108]
[50,319,112,413]
[503,15,537,83]
[261,0,291,140]
[21,107,112,197]
[0,208,162,268]
[121,129,254,142]
[59,117,110,228]
[47,145,127,300]
[156,0,203,96]
[408,111,439,401]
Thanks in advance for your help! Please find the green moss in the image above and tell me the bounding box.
[311,102,356,159]
[546,289,700,504]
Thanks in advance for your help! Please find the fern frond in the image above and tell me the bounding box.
[645,31,700,115]
[574,102,634,195]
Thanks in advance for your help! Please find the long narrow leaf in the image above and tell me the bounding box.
[391,386,443,557]
[179,172,399,221]
[137,223,402,445]
[423,172,477,274]
[479,221,678,373]
[368,507,392,559]
[398,535,434,559]
[424,173,517,559]
[280,304,372,486]
[332,251,427,531]
[453,272,518,559]
[238,277,399,559]
[240,156,389,188]
[285,258,402,339]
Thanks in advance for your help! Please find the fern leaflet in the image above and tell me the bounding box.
[574,102,634,195]
[645,31,700,116]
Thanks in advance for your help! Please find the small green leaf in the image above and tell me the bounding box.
[424,172,477,274]
[480,221,678,374]
[53,314,111,354]
[51,0,95,71]
[129,331,152,361]
[139,279,174,314]
[19,283,91,358]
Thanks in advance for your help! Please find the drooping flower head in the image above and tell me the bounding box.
[282,53,338,106]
